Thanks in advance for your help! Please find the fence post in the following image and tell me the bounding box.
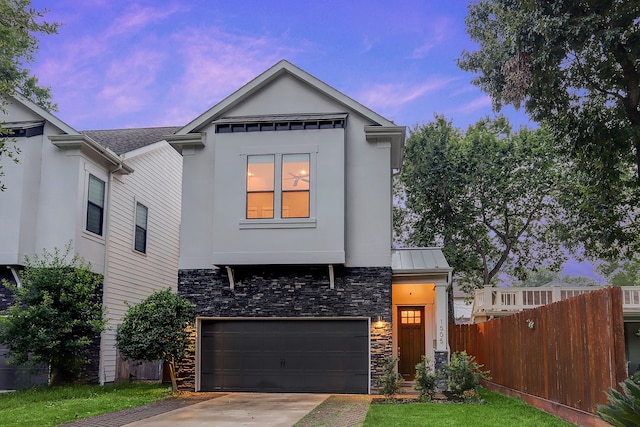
[609,286,627,389]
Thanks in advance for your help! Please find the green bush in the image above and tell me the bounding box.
[376,356,404,398]
[116,289,195,393]
[597,377,640,427]
[0,244,105,385]
[445,351,490,401]
[414,355,438,401]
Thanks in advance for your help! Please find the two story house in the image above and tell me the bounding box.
[172,61,453,393]
[0,95,182,388]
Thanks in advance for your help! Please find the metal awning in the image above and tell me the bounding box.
[391,248,452,275]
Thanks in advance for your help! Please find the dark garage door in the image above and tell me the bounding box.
[200,319,368,393]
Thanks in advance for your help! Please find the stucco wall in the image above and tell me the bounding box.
[177,73,394,269]
[0,98,109,272]
[209,126,345,265]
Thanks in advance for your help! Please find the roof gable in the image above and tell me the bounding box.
[177,60,398,135]
[5,94,77,135]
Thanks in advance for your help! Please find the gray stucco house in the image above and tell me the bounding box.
[170,60,452,393]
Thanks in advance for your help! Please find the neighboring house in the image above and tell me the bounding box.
[171,60,453,393]
[0,95,182,388]
[471,284,640,375]
[453,284,472,324]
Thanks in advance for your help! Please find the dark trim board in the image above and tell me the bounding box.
[199,318,369,393]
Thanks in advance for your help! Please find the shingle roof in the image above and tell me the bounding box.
[81,126,181,155]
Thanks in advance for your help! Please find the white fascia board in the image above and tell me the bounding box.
[177,60,401,135]
[365,125,406,169]
[49,134,134,174]
[121,140,170,161]
[10,93,78,135]
[166,133,204,152]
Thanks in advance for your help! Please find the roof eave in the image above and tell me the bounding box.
[9,94,78,135]
[365,125,406,169]
[49,134,134,174]
[176,60,400,135]
[393,268,454,275]
[166,133,205,153]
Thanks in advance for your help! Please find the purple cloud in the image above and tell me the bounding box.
[354,77,458,111]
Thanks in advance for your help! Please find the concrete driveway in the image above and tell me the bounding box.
[122,393,329,427]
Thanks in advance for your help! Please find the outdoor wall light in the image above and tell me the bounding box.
[374,315,384,329]
[527,319,535,329]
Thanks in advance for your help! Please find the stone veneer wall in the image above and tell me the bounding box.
[177,265,393,393]
[0,281,16,312]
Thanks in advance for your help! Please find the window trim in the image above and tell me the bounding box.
[246,154,275,219]
[86,174,106,236]
[133,201,148,254]
[239,147,317,229]
[281,153,310,219]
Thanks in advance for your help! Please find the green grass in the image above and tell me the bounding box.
[363,389,576,427]
[0,382,173,427]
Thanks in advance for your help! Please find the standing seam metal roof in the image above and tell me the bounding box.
[391,248,452,274]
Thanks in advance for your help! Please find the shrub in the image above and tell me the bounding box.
[377,356,404,399]
[0,244,105,385]
[445,351,490,401]
[116,289,195,393]
[597,377,640,427]
[414,355,438,401]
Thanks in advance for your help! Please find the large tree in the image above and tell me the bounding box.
[513,267,598,287]
[116,290,196,393]
[0,245,105,385]
[458,0,640,260]
[597,257,640,286]
[395,116,567,291]
[1,0,58,191]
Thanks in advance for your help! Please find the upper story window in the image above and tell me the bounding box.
[282,154,310,218]
[86,174,105,235]
[247,155,275,219]
[246,153,310,219]
[134,202,148,253]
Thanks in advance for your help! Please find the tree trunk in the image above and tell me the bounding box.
[168,358,178,394]
[447,283,456,324]
[48,365,57,387]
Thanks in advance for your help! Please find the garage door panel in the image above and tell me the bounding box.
[200,319,368,393]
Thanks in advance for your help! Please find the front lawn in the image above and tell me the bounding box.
[0,382,173,427]
[363,389,576,427]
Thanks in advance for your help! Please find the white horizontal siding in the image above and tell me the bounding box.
[102,143,182,382]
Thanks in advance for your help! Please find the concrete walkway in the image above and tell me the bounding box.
[122,393,330,427]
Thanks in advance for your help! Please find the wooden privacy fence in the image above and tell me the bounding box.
[450,286,627,415]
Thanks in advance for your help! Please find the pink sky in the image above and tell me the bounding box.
[29,0,534,131]
[26,1,601,281]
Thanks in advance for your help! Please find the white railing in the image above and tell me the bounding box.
[471,286,640,322]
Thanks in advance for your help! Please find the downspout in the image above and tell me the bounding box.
[99,162,123,385]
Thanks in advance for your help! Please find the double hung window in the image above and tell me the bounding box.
[246,153,310,219]
[86,174,105,235]
[134,202,148,253]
